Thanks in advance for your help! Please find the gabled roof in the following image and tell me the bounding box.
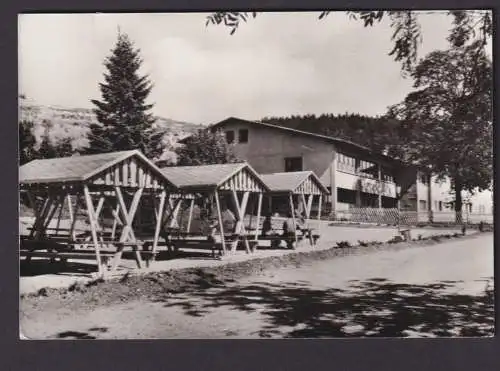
[19,150,176,190]
[159,162,269,193]
[261,171,330,195]
[208,117,408,168]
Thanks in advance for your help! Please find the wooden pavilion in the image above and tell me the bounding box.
[159,162,269,257]
[260,171,330,247]
[19,150,177,276]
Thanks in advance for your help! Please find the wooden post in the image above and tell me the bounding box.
[330,150,338,219]
[32,195,52,239]
[54,192,65,235]
[161,197,180,230]
[115,187,143,243]
[114,187,143,269]
[378,163,383,209]
[26,192,42,238]
[306,194,313,220]
[214,190,226,254]
[111,203,120,240]
[240,191,250,253]
[289,193,298,246]
[42,194,62,233]
[255,193,262,241]
[186,198,195,233]
[94,196,105,230]
[83,185,103,276]
[231,190,250,253]
[69,196,81,242]
[317,194,323,235]
[169,198,182,228]
[66,194,73,225]
[151,190,166,258]
[248,196,254,230]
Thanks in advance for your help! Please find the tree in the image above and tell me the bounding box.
[175,129,239,166]
[206,10,492,75]
[19,120,37,165]
[38,124,75,160]
[86,32,164,159]
[386,41,492,223]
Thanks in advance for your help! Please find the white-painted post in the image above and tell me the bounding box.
[214,190,226,254]
[289,193,298,245]
[255,193,262,241]
[151,191,166,257]
[83,185,103,276]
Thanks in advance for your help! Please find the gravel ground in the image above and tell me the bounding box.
[20,232,493,339]
[19,221,475,294]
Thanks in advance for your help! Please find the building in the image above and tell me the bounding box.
[182,117,492,222]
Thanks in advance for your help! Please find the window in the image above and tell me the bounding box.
[337,152,356,173]
[419,173,429,185]
[238,129,249,143]
[419,200,427,211]
[439,201,443,211]
[381,167,394,182]
[285,157,303,172]
[358,160,377,179]
[225,130,234,144]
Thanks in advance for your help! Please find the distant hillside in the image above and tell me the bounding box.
[19,97,204,163]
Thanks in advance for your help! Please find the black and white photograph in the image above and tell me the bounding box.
[18,10,493,339]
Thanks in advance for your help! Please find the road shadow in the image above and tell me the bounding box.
[54,327,108,340]
[156,277,494,338]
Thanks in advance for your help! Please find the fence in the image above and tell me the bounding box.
[332,207,493,226]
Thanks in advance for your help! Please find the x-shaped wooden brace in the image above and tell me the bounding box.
[27,191,55,240]
[300,193,315,245]
[159,196,183,252]
[113,186,144,269]
[80,193,106,248]
[164,197,183,228]
[230,190,250,253]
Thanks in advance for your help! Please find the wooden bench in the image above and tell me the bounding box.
[169,238,260,258]
[257,235,299,249]
[170,240,224,259]
[20,249,116,271]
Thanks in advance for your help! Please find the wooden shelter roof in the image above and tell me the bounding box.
[261,171,330,195]
[19,150,175,190]
[159,162,269,193]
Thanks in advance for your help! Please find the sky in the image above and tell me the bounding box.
[18,11,492,125]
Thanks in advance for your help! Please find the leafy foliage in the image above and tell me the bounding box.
[261,113,401,154]
[38,134,74,159]
[386,42,492,220]
[86,32,163,159]
[19,120,37,165]
[205,10,491,74]
[175,129,239,166]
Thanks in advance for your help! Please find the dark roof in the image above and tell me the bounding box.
[159,162,268,192]
[261,171,329,195]
[19,150,174,188]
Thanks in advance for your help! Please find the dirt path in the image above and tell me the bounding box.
[20,233,493,339]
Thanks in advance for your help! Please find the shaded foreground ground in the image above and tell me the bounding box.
[19,222,477,294]
[20,233,494,339]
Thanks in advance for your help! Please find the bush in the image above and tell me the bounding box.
[335,241,351,249]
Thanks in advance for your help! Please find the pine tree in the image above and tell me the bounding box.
[86,32,164,159]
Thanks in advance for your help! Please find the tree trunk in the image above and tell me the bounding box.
[454,179,463,224]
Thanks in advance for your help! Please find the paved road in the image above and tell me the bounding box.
[21,233,494,339]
